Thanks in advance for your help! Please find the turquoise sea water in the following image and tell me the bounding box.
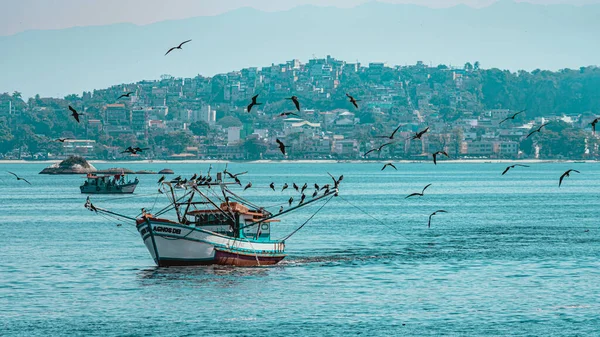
[1,162,599,336]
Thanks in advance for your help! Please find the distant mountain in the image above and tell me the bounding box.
[1,0,599,98]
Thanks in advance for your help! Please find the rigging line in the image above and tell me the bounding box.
[337,195,418,245]
[280,195,333,241]
[92,192,159,202]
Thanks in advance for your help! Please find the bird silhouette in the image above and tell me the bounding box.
[282,183,289,191]
[270,182,275,191]
[122,146,149,155]
[406,184,432,199]
[411,127,430,140]
[314,183,319,190]
[301,183,307,193]
[279,206,284,213]
[190,173,197,181]
[299,194,306,205]
[293,183,299,192]
[276,139,288,155]
[247,94,262,113]
[499,109,526,124]
[346,93,360,108]
[590,117,600,135]
[85,196,97,213]
[157,175,165,184]
[68,105,83,123]
[501,164,530,175]
[286,96,301,111]
[379,125,402,140]
[312,190,318,198]
[244,182,252,191]
[432,151,449,165]
[288,197,294,206]
[381,163,397,171]
[55,138,73,142]
[7,171,31,185]
[328,173,343,188]
[320,184,330,191]
[428,210,447,228]
[559,169,580,187]
[224,170,247,179]
[526,122,550,139]
[279,112,299,117]
[363,142,394,157]
[165,39,192,56]
[117,92,134,100]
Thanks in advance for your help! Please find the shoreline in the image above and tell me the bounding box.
[0,159,594,165]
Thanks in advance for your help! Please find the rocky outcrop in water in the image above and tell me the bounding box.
[39,156,97,174]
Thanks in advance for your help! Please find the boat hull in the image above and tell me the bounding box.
[136,218,286,267]
[80,182,138,194]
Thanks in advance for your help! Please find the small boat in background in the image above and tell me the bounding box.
[80,173,139,194]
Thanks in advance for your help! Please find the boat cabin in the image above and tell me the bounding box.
[185,202,279,242]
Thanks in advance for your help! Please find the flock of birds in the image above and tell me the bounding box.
[7,39,590,228]
[155,167,343,216]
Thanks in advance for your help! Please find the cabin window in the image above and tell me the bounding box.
[261,224,269,231]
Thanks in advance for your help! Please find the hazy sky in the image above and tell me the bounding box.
[2,0,600,36]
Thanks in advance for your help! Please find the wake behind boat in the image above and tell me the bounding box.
[85,170,340,267]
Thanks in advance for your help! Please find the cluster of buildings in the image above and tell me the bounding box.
[2,56,596,160]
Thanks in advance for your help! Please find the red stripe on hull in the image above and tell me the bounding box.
[214,250,285,267]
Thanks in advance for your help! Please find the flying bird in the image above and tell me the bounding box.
[282,183,289,191]
[7,171,31,185]
[165,39,192,56]
[501,164,530,175]
[559,169,580,187]
[499,109,526,124]
[276,139,288,155]
[381,163,397,171]
[122,146,148,155]
[432,151,449,165]
[406,183,432,199]
[117,92,134,100]
[279,112,299,117]
[379,125,402,140]
[428,210,447,228]
[247,94,262,113]
[327,173,343,188]
[270,182,275,191]
[363,142,394,157]
[346,93,360,108]
[68,105,83,123]
[590,117,600,135]
[411,127,430,140]
[244,182,252,191]
[286,96,301,111]
[224,170,248,179]
[526,122,550,139]
[55,138,73,142]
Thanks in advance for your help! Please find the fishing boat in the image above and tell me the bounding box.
[80,173,139,194]
[85,171,340,267]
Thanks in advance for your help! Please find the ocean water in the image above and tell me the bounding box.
[1,162,599,336]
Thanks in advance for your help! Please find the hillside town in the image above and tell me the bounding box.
[0,55,598,160]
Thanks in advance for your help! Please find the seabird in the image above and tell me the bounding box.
[381,163,397,171]
[346,93,360,108]
[286,96,301,111]
[55,138,73,142]
[244,182,252,191]
[526,122,550,139]
[411,127,429,140]
[7,171,30,185]
[68,105,83,123]
[117,92,134,100]
[432,151,449,165]
[288,197,294,206]
[270,182,275,191]
[499,109,526,124]
[428,210,447,228]
[379,125,402,140]
[282,183,289,191]
[363,142,394,157]
[559,169,580,187]
[279,112,299,117]
[247,94,262,113]
[276,139,287,155]
[165,39,192,56]
[590,117,600,135]
[406,183,432,199]
[501,164,530,175]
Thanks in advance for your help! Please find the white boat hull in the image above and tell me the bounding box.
[136,218,286,267]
